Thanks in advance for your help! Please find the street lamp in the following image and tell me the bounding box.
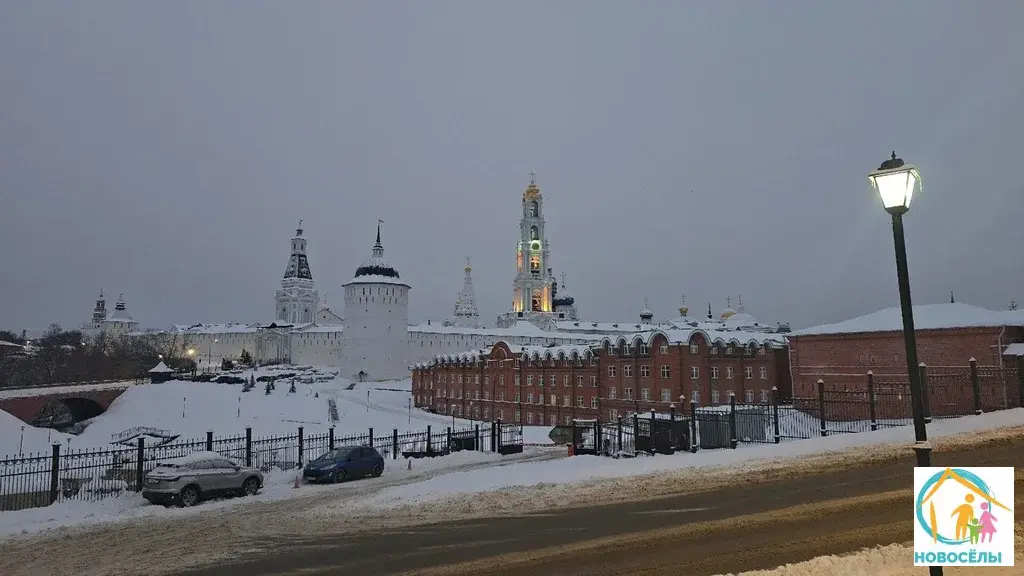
[869,152,931,467]
[871,152,939,575]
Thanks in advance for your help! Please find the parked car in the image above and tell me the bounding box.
[303,446,384,483]
[142,451,263,507]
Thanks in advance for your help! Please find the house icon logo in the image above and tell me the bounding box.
[913,467,1015,567]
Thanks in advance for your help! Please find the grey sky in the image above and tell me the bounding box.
[2,1,1022,332]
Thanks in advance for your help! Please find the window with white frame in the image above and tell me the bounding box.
[527,392,534,404]
[761,389,770,402]
[624,387,634,400]
[590,376,597,387]
[562,395,570,407]
[690,366,699,379]
[498,409,505,420]
[609,387,617,399]
[591,396,599,408]
[639,343,650,355]
[745,389,754,403]
[576,375,584,386]
[710,346,719,355]
[726,366,734,379]
[692,390,701,404]
[760,367,768,379]
[550,394,557,406]
[623,365,633,378]
[527,412,534,424]
[609,408,619,420]
[564,415,572,425]
[759,347,766,356]
[514,392,521,402]
[640,388,650,401]
[660,365,670,379]
[550,375,557,387]
[640,365,650,378]
[690,343,699,354]
[550,414,557,426]
[711,389,720,404]
[498,391,505,401]
[563,375,570,387]
[527,375,533,386]
[745,367,754,379]
[608,365,617,378]
[710,366,719,379]
[514,410,521,422]
[576,396,584,407]
[661,389,671,402]
[659,344,669,354]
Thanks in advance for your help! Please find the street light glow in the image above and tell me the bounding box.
[869,151,921,214]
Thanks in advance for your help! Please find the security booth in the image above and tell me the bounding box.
[570,418,602,456]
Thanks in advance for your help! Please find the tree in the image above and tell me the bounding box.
[0,330,25,345]
[265,382,272,395]
[289,379,296,394]
[239,349,253,365]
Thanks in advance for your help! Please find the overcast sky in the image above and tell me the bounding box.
[1,1,1022,333]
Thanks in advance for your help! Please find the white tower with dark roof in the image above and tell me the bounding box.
[275,221,319,324]
[341,220,410,381]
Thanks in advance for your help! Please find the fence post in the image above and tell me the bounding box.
[594,420,601,454]
[918,363,932,423]
[329,426,335,451]
[474,424,480,452]
[446,427,452,454]
[771,386,781,444]
[616,417,623,453]
[426,425,432,454]
[368,427,374,448]
[491,416,499,453]
[392,428,398,460]
[49,443,60,504]
[206,430,213,452]
[136,437,145,492]
[1018,356,1024,409]
[970,358,981,415]
[817,379,828,437]
[490,421,496,452]
[728,392,738,449]
[632,412,639,442]
[245,427,252,467]
[297,426,304,468]
[867,372,878,432]
[689,400,698,453]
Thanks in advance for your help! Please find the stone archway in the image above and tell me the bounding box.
[32,397,106,429]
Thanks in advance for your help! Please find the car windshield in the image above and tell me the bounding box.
[316,448,353,461]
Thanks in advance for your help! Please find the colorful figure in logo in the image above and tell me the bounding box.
[967,517,982,544]
[952,493,975,541]
[979,501,998,543]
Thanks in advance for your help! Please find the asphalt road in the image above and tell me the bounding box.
[175,436,1023,576]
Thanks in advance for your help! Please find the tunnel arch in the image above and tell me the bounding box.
[32,397,106,429]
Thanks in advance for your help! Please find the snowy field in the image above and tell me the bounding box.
[0,366,553,456]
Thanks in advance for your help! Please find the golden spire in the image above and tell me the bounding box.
[523,171,541,200]
[464,256,472,272]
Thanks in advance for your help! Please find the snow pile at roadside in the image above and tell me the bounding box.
[337,409,1024,515]
[0,410,70,457]
[0,449,505,539]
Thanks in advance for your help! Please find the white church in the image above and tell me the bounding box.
[95,176,787,382]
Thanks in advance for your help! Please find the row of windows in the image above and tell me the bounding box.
[422,364,770,385]
[420,386,772,406]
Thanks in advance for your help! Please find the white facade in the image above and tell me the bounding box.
[444,258,482,328]
[274,223,319,324]
[339,222,410,381]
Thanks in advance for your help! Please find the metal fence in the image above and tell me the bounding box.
[581,360,1023,459]
[0,421,523,512]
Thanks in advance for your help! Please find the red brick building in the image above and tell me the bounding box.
[410,329,790,425]
[788,303,1024,396]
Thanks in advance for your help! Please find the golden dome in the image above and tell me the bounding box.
[720,309,736,320]
[523,171,541,200]
[678,306,689,316]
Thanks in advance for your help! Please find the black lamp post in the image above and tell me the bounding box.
[869,151,938,575]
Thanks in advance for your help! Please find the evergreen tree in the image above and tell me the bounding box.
[265,382,272,395]
[289,379,296,394]
[239,349,253,365]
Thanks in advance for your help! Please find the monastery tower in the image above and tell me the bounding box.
[275,222,319,324]
[341,220,410,381]
[497,173,558,328]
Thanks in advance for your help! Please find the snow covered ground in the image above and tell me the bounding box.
[0,448,553,539]
[328,408,1024,516]
[0,367,552,456]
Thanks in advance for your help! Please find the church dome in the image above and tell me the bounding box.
[723,312,758,329]
[720,308,736,320]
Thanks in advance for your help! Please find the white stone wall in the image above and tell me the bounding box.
[187,331,258,368]
[292,329,344,366]
[342,282,410,381]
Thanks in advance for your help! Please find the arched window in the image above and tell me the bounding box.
[529,201,538,218]
[530,225,539,240]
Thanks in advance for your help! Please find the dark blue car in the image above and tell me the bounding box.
[303,446,385,483]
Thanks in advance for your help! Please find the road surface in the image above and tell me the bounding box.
[173,436,1022,576]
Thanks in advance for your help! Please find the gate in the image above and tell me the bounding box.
[571,419,602,455]
[636,416,689,455]
[497,423,523,455]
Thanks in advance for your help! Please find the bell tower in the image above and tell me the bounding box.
[498,173,557,328]
[274,221,319,324]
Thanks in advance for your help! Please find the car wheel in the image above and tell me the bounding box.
[242,477,260,496]
[371,464,383,478]
[178,485,200,507]
[331,469,347,483]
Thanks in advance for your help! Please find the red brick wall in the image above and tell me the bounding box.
[788,327,1023,398]
[412,336,792,424]
[0,388,126,424]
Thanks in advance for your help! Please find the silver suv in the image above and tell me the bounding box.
[142,451,263,507]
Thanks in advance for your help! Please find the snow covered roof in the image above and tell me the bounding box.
[0,340,23,349]
[1003,343,1024,357]
[410,320,561,338]
[170,323,260,334]
[553,320,662,334]
[789,303,1024,337]
[342,274,410,287]
[148,361,173,373]
[106,294,137,323]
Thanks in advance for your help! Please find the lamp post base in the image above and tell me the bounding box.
[912,441,932,468]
